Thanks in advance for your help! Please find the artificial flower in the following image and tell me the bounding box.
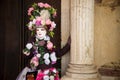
[47,41,53,50]
[46,19,51,25]
[40,10,50,21]
[23,50,30,56]
[44,59,50,65]
[35,20,41,26]
[50,76,54,80]
[43,53,49,59]
[30,56,39,67]
[43,75,50,80]
[50,52,57,63]
[44,3,51,8]
[28,7,34,15]
[36,53,41,58]
[32,19,36,24]
[38,2,44,8]
[36,72,45,80]
[44,70,49,74]
[26,43,33,50]
[28,21,33,30]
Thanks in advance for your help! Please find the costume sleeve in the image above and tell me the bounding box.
[56,42,70,58]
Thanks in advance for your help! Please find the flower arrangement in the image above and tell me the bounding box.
[36,68,60,80]
[27,2,57,37]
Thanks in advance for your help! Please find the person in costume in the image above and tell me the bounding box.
[16,2,70,80]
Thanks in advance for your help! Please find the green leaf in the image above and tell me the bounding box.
[30,15,34,20]
[49,31,54,37]
[32,3,37,9]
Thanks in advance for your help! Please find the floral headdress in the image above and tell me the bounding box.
[27,2,57,37]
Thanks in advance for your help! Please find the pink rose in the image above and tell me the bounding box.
[49,21,56,31]
[47,41,53,50]
[35,20,41,26]
[46,19,51,25]
[28,7,34,15]
[44,3,51,8]
[38,2,44,7]
[36,72,45,80]
[30,56,39,67]
[36,16,42,21]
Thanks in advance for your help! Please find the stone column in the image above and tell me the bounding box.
[61,0,99,80]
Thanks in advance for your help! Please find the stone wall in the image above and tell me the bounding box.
[94,1,120,68]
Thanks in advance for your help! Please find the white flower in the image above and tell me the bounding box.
[50,76,54,80]
[50,52,57,62]
[40,10,50,21]
[51,21,56,28]
[26,43,33,50]
[28,21,33,28]
[53,68,57,73]
[41,20,46,25]
[44,35,50,41]
[43,53,49,59]
[36,54,41,58]
[32,19,36,24]
[44,59,50,65]
[44,70,49,74]
[43,75,49,80]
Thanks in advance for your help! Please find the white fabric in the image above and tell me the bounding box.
[16,67,31,80]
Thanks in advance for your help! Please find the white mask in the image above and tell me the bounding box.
[36,27,47,40]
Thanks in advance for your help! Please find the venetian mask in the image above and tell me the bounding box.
[36,27,47,40]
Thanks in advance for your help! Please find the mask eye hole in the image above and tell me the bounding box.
[41,28,45,31]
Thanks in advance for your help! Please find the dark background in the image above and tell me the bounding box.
[0,0,61,80]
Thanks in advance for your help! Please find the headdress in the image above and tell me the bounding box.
[27,2,57,37]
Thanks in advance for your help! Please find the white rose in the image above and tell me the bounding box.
[43,53,49,60]
[50,76,54,80]
[44,59,50,65]
[40,10,50,21]
[28,21,33,28]
[32,19,36,24]
[26,43,33,50]
[36,54,41,58]
[41,20,46,25]
[44,70,49,74]
[50,52,57,62]
[43,75,49,80]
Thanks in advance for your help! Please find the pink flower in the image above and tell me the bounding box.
[47,41,53,50]
[52,61,56,64]
[55,76,60,80]
[35,20,41,26]
[30,56,39,67]
[53,11,57,17]
[44,3,51,8]
[36,72,45,80]
[46,19,51,25]
[36,16,42,21]
[49,21,56,31]
[28,7,34,15]
[38,2,44,7]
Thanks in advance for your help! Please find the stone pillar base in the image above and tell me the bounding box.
[61,64,99,80]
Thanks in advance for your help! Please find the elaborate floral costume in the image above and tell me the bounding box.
[16,2,70,80]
